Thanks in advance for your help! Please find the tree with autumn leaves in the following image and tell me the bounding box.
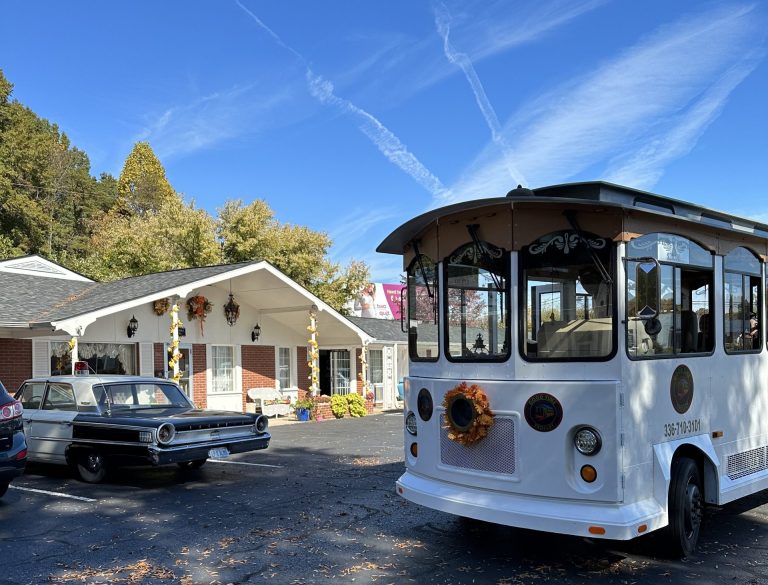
[0,69,369,312]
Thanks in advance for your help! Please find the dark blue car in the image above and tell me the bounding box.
[0,382,26,497]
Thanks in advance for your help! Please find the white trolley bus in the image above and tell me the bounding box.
[378,182,768,556]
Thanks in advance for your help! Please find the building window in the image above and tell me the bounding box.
[368,349,383,384]
[211,345,235,393]
[56,342,136,375]
[277,347,292,389]
[51,342,72,375]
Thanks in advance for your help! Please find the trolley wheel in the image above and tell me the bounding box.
[76,451,107,483]
[666,457,703,557]
[177,459,207,470]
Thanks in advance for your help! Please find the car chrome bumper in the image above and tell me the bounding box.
[148,433,270,465]
[396,470,666,541]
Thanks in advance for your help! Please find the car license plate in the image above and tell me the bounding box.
[208,447,230,459]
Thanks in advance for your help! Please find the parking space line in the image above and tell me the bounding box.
[208,460,282,469]
[9,485,97,502]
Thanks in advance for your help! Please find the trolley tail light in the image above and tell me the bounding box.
[574,427,602,455]
[405,412,418,436]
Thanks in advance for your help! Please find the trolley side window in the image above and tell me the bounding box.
[444,241,510,361]
[626,233,714,358]
[723,247,761,353]
[521,230,614,361]
[407,255,439,361]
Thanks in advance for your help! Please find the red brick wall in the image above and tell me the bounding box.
[154,343,165,376]
[354,348,363,394]
[297,346,309,400]
[0,339,32,392]
[242,345,276,411]
[192,344,207,409]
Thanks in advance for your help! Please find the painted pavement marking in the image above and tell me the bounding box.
[9,485,97,502]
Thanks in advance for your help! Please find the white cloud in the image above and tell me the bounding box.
[444,3,764,205]
[134,82,295,161]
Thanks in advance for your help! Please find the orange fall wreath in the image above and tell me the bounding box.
[442,382,494,445]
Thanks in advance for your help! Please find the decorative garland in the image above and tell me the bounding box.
[358,344,372,396]
[167,303,183,383]
[442,382,494,445]
[186,295,212,335]
[152,298,171,316]
[307,315,320,395]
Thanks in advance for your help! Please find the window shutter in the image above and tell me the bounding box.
[205,344,212,396]
[234,344,242,395]
[139,342,155,377]
[32,340,50,377]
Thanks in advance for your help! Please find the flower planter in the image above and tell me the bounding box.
[296,408,310,422]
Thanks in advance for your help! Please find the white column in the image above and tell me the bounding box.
[69,337,79,374]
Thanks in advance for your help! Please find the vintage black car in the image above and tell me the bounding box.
[0,381,26,497]
[15,374,269,483]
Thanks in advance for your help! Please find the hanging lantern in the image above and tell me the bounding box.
[223,293,240,326]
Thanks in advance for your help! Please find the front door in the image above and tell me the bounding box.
[330,350,351,395]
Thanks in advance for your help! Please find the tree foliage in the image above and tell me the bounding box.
[218,199,370,310]
[117,142,177,216]
[0,69,370,311]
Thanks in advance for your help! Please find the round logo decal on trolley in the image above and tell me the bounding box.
[524,393,563,432]
[670,364,694,414]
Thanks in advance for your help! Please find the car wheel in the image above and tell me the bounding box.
[666,457,703,557]
[177,459,207,469]
[77,451,107,483]
[0,481,9,498]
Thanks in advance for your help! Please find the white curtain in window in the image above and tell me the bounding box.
[211,345,235,393]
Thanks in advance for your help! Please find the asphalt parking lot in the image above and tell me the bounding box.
[1,413,767,585]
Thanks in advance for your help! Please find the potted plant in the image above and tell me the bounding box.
[292,398,314,422]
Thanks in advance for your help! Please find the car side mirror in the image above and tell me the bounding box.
[634,258,661,320]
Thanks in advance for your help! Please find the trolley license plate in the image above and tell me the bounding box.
[208,447,230,459]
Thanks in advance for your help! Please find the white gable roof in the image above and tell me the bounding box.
[0,255,93,282]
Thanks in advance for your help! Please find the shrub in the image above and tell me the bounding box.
[347,393,367,417]
[330,394,348,418]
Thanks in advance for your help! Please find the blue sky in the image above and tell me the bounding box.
[1,1,766,282]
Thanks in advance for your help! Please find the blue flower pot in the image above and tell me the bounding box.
[296,408,310,422]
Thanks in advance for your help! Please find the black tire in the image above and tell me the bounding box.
[0,481,9,498]
[177,459,207,470]
[76,451,107,483]
[666,457,703,557]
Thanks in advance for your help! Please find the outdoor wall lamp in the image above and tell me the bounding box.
[251,323,261,342]
[178,326,186,338]
[127,315,139,338]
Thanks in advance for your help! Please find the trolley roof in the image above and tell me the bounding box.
[377,181,768,255]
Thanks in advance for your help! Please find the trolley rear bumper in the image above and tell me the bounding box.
[396,471,667,541]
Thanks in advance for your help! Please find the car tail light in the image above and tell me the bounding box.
[0,400,22,421]
[15,448,27,460]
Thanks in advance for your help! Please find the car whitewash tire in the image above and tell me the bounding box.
[666,457,703,557]
[76,451,107,483]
